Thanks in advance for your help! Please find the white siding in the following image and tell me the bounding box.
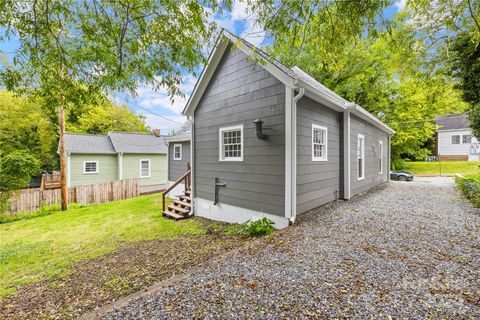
[438,129,478,156]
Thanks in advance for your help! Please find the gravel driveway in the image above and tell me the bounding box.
[103,181,480,319]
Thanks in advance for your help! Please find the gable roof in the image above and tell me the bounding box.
[183,30,394,134]
[163,131,191,143]
[63,132,167,154]
[64,133,116,154]
[436,113,470,131]
[108,132,167,153]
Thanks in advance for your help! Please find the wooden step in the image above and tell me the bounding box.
[178,195,191,202]
[173,199,192,208]
[183,189,191,196]
[163,211,185,220]
[167,204,190,215]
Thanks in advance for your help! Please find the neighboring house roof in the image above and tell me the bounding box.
[183,30,394,134]
[108,132,167,154]
[436,113,470,131]
[63,132,167,154]
[64,133,116,154]
[163,131,191,143]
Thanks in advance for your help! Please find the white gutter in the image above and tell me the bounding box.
[289,87,305,224]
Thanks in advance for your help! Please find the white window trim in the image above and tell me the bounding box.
[139,159,151,178]
[379,140,384,174]
[219,124,244,162]
[312,124,328,161]
[83,160,99,174]
[173,144,182,160]
[451,135,461,145]
[358,134,365,180]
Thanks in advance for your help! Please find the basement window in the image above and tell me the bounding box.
[312,124,328,161]
[140,159,151,178]
[83,161,98,174]
[358,134,365,180]
[219,124,243,161]
[173,144,182,160]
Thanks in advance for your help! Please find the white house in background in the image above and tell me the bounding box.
[436,113,479,161]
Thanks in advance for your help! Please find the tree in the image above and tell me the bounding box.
[0,91,57,171]
[450,31,480,139]
[0,0,225,210]
[267,13,467,160]
[67,101,149,135]
[0,150,41,213]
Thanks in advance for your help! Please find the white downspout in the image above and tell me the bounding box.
[289,87,305,224]
[343,107,352,199]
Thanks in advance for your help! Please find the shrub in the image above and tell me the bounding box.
[392,158,406,171]
[239,217,276,237]
[456,174,480,208]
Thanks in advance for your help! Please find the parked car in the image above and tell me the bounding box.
[390,171,414,181]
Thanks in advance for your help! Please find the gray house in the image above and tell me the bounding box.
[179,31,394,228]
[164,131,191,195]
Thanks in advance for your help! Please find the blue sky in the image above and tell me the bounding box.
[0,1,403,134]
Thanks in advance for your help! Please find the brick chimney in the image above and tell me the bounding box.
[152,129,161,137]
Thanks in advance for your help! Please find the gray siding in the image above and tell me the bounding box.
[168,141,191,181]
[194,44,286,216]
[350,114,389,196]
[296,96,343,213]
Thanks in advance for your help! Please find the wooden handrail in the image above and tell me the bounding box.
[162,164,191,212]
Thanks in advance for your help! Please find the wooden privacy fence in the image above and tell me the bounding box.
[8,178,139,214]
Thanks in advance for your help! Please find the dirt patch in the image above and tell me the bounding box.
[0,232,247,320]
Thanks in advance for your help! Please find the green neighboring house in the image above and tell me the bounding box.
[63,131,167,193]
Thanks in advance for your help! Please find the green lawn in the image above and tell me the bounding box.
[404,161,480,176]
[0,194,205,297]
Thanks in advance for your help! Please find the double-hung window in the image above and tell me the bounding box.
[173,144,182,160]
[312,124,328,161]
[140,159,151,178]
[83,161,98,174]
[451,135,461,144]
[379,140,383,174]
[219,125,243,161]
[358,134,365,180]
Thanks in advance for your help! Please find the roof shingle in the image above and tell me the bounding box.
[436,114,470,130]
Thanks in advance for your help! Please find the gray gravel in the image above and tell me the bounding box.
[104,181,480,319]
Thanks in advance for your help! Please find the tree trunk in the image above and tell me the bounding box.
[59,105,68,210]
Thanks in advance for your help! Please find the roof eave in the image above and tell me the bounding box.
[183,31,297,117]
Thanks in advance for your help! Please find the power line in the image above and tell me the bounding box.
[111,92,186,125]
[387,114,467,125]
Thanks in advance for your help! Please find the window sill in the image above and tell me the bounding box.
[140,176,151,179]
[358,177,365,181]
[312,158,328,162]
[83,172,99,175]
[219,158,243,162]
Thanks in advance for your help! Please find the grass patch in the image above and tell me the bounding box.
[456,174,480,208]
[0,204,92,224]
[0,194,206,297]
[404,161,480,176]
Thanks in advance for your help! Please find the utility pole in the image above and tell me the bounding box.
[59,104,68,210]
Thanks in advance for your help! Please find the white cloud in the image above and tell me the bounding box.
[135,73,197,114]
